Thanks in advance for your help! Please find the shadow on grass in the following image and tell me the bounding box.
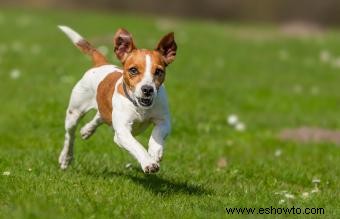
[125,173,211,196]
[82,166,212,196]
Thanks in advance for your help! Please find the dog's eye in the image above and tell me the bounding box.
[155,68,164,77]
[128,67,139,75]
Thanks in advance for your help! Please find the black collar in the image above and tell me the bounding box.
[122,82,138,107]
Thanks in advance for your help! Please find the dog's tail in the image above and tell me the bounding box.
[58,25,108,67]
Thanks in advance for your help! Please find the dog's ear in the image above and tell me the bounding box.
[156,32,177,65]
[113,28,136,63]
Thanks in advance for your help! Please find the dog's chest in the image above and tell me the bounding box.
[130,110,153,135]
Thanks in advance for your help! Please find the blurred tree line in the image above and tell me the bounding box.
[2,0,340,25]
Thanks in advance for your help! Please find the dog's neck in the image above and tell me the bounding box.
[122,81,138,107]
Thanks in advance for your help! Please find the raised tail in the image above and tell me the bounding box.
[58,25,108,67]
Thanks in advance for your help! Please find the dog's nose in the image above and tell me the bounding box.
[141,85,154,97]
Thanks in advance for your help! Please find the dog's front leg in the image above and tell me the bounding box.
[114,129,159,173]
[148,118,171,163]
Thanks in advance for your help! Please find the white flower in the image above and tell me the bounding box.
[320,50,331,63]
[125,163,132,169]
[227,114,238,126]
[284,193,295,199]
[235,122,246,132]
[274,149,282,157]
[301,192,309,199]
[28,168,32,172]
[312,178,321,184]
[231,169,239,175]
[10,69,21,79]
[278,199,285,204]
[2,171,10,176]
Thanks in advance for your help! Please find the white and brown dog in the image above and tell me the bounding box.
[57,26,176,173]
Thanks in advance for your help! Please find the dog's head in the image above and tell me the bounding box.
[113,28,177,108]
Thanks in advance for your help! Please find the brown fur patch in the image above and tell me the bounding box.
[76,40,108,67]
[122,50,166,91]
[149,51,166,89]
[96,72,122,125]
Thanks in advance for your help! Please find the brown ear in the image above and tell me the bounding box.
[156,32,177,65]
[113,28,136,63]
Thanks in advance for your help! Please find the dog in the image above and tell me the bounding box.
[57,26,177,173]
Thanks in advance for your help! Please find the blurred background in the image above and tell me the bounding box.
[2,0,340,25]
[1,1,340,218]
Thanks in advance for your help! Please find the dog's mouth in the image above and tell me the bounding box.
[137,97,153,107]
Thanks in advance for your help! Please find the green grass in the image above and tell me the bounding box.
[0,8,340,218]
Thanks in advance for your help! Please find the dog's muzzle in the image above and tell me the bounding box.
[137,97,154,107]
[137,85,155,107]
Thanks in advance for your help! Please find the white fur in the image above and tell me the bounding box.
[112,79,170,170]
[58,25,84,44]
[58,29,171,173]
[144,55,153,83]
[59,64,121,169]
[134,54,157,103]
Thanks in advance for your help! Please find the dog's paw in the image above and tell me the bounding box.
[80,125,95,140]
[143,162,160,174]
[148,148,163,163]
[58,151,72,170]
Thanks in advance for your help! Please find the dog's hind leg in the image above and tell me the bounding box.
[80,112,103,140]
[58,108,83,169]
[58,82,95,169]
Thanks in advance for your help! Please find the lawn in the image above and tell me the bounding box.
[0,8,339,218]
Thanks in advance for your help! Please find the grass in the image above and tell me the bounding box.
[0,8,340,218]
